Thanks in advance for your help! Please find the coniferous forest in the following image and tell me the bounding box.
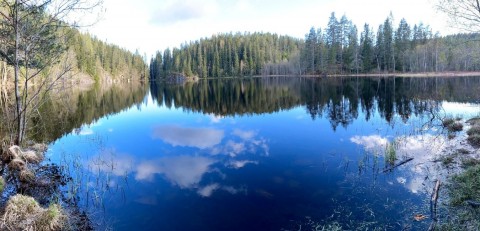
[150,12,480,79]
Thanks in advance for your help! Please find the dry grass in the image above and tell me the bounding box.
[8,158,26,171]
[0,177,4,192]
[2,145,20,162]
[1,194,66,231]
[19,169,35,183]
[20,150,44,164]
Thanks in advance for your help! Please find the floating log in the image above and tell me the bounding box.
[382,157,414,173]
[428,179,441,231]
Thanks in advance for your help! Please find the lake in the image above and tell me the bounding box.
[45,76,480,230]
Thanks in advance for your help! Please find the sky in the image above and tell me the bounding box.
[85,0,454,58]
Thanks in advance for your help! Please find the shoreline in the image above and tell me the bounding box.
[253,71,480,78]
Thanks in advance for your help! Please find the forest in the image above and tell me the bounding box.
[150,12,480,79]
[71,30,148,81]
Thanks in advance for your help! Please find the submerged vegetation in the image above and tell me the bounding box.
[384,142,397,166]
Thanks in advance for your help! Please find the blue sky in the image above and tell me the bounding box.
[86,0,453,58]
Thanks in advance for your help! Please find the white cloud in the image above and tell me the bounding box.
[350,135,388,154]
[228,160,258,169]
[78,128,94,136]
[152,125,224,149]
[225,141,246,157]
[87,0,452,58]
[135,155,216,188]
[88,151,134,177]
[197,183,220,197]
[232,129,256,140]
[209,114,224,123]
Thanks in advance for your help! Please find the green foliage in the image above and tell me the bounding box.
[150,32,302,79]
[71,30,147,81]
[293,16,480,76]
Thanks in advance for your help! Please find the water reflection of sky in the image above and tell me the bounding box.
[48,94,480,231]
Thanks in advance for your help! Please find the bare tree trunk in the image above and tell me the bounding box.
[14,0,24,145]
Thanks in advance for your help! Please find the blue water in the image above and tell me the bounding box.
[46,77,480,231]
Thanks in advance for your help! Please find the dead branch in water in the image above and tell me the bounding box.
[382,157,414,173]
[428,179,441,231]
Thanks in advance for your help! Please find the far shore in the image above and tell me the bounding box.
[252,71,480,78]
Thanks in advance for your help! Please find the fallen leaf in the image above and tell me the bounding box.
[413,214,427,221]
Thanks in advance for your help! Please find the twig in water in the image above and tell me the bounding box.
[382,157,414,173]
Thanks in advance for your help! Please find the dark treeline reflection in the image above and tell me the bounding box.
[151,76,480,129]
[26,81,148,143]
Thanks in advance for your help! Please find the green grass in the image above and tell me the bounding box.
[449,165,480,206]
[385,142,396,166]
[461,158,480,168]
[440,165,480,230]
[441,155,456,167]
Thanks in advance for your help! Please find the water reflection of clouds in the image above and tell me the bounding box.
[228,160,258,169]
[75,121,104,136]
[135,155,216,188]
[350,135,388,154]
[152,125,224,149]
[351,134,447,194]
[88,126,269,198]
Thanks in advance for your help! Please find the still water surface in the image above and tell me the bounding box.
[47,77,480,230]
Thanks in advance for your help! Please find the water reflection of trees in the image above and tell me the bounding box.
[151,76,480,129]
[3,81,148,143]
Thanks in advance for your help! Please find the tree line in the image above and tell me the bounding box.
[150,12,480,79]
[149,32,302,79]
[301,12,480,74]
[71,30,148,81]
